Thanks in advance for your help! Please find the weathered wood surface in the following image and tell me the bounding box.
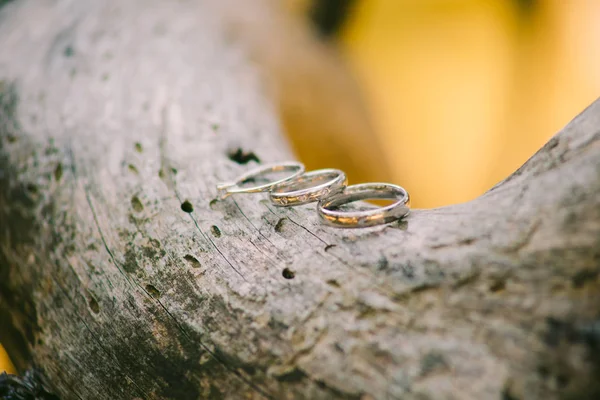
[1,0,599,399]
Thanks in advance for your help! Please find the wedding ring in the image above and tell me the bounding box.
[269,169,347,207]
[216,162,305,199]
[317,183,410,228]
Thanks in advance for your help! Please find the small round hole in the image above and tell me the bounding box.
[282,268,295,279]
[181,200,194,213]
[145,284,161,298]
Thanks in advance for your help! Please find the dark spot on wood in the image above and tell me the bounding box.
[145,284,161,298]
[357,305,378,319]
[184,254,201,268]
[64,45,74,57]
[128,164,139,174]
[401,263,415,279]
[209,198,219,209]
[149,238,160,248]
[324,244,336,251]
[410,283,440,294]
[127,214,138,226]
[420,352,449,377]
[211,123,219,132]
[158,168,165,179]
[501,386,520,400]
[282,268,295,279]
[572,268,598,288]
[134,142,143,153]
[537,365,550,379]
[142,243,165,259]
[396,219,409,230]
[544,317,571,347]
[489,279,506,292]
[130,195,144,212]
[25,183,38,195]
[181,200,193,213]
[54,163,63,181]
[123,247,140,273]
[6,134,16,143]
[275,367,307,382]
[170,167,178,175]
[556,374,570,388]
[64,244,76,256]
[210,225,221,238]
[313,379,353,398]
[326,279,340,288]
[376,255,389,271]
[241,364,256,376]
[227,148,260,164]
[274,218,287,232]
[88,296,100,314]
[545,136,559,150]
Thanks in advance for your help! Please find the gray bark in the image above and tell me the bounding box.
[1,0,599,399]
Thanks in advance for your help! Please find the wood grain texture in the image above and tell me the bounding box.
[0,0,599,399]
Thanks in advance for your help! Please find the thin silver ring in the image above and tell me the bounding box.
[216,162,305,199]
[269,168,347,207]
[317,183,410,228]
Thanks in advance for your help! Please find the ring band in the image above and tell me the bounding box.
[269,169,347,207]
[317,183,410,228]
[217,162,305,199]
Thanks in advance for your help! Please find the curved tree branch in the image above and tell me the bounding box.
[0,0,599,399]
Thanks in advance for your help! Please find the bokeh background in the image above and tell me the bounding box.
[2,0,599,374]
[339,0,600,208]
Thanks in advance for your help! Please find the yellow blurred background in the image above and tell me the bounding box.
[0,344,15,374]
[341,0,600,207]
[2,0,600,375]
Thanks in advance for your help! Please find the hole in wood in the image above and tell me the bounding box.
[181,200,194,213]
[227,148,260,165]
[275,218,287,233]
[88,296,100,314]
[145,284,161,298]
[131,195,144,212]
[210,225,221,238]
[184,254,201,268]
[489,280,506,293]
[326,279,340,287]
[54,163,63,181]
[282,268,295,279]
[128,164,139,174]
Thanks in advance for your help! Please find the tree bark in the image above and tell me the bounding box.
[1,0,599,399]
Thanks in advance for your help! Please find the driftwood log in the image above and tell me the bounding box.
[1,0,599,399]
